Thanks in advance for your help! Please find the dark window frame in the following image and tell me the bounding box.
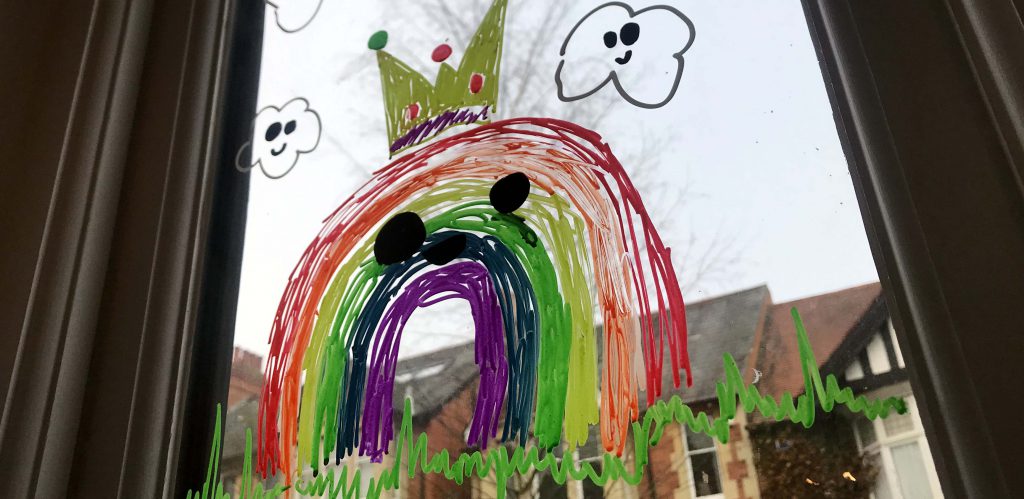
[803,0,1024,496]
[1,0,1022,497]
[0,0,261,496]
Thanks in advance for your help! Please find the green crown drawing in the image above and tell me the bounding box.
[369,0,507,155]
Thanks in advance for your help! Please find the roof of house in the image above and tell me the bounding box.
[219,283,885,461]
[222,396,259,460]
[640,285,771,406]
[390,340,479,418]
[389,285,774,415]
[220,343,482,461]
[755,282,883,398]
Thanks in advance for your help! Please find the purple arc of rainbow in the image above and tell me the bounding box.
[258,117,691,478]
[360,261,506,462]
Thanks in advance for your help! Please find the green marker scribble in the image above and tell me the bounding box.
[302,181,597,468]
[187,404,290,499]
[190,308,906,499]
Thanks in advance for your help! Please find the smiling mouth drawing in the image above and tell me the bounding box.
[271,144,287,156]
[615,50,632,65]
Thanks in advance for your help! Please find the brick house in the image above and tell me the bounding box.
[752,284,943,498]
[220,283,940,498]
[219,345,482,498]
[220,348,275,495]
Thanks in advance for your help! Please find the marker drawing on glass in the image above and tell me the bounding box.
[236,98,322,180]
[189,309,906,498]
[267,0,324,33]
[187,0,908,496]
[555,2,696,109]
[257,0,689,481]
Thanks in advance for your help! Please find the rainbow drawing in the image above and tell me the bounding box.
[256,0,691,481]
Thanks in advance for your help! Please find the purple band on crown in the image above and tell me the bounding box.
[389,105,491,154]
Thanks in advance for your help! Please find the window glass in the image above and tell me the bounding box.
[874,456,896,499]
[690,451,723,497]
[686,426,715,452]
[200,0,948,498]
[891,443,931,499]
[853,395,941,498]
[685,426,722,497]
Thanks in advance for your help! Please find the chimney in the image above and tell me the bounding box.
[227,347,264,408]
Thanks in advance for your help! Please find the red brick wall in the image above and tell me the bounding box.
[227,347,263,408]
[404,381,478,499]
[637,424,681,499]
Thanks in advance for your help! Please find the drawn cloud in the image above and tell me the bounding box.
[267,0,323,33]
[237,98,321,179]
[555,2,695,109]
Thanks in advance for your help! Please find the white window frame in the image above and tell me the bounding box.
[853,394,943,499]
[572,446,606,499]
[682,425,725,499]
[357,457,376,499]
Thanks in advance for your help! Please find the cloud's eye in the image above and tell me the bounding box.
[374,212,426,265]
[245,98,321,179]
[489,172,531,214]
[620,22,639,46]
[603,31,617,48]
[555,4,694,109]
[265,122,283,142]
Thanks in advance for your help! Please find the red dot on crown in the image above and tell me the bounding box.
[469,73,484,94]
[431,44,453,63]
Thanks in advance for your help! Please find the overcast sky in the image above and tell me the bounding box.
[232,0,879,358]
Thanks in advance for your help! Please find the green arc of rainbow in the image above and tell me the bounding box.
[259,118,690,479]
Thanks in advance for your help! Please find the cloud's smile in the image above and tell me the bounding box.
[555,2,695,109]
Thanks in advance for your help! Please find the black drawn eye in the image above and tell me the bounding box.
[374,212,426,265]
[603,31,617,48]
[284,120,297,134]
[620,22,640,46]
[423,233,467,266]
[489,172,531,214]
[265,122,282,141]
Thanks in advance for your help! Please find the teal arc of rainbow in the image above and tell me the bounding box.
[257,117,691,478]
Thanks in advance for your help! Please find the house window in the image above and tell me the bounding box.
[684,426,723,498]
[846,358,866,381]
[866,333,893,374]
[854,395,943,499]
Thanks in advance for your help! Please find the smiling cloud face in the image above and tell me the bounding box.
[556,2,695,109]
[268,0,323,32]
[248,98,321,179]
